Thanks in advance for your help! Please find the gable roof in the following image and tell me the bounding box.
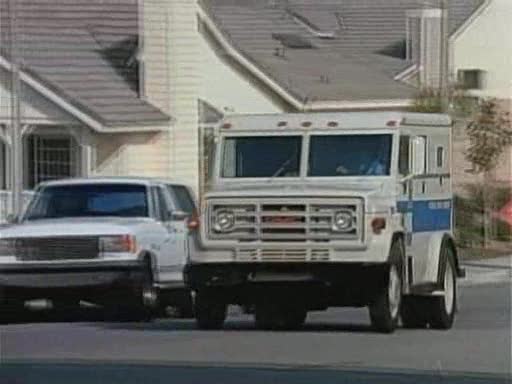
[0,0,170,131]
[202,0,485,108]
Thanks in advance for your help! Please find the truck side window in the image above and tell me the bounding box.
[398,135,410,176]
[150,187,162,221]
[436,146,444,168]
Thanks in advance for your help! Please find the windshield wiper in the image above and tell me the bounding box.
[268,155,296,181]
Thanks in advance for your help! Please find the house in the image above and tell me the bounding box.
[0,0,498,220]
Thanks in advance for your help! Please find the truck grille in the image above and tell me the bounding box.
[209,199,363,242]
[13,237,99,261]
[237,248,331,262]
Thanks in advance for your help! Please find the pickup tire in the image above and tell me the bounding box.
[194,291,227,330]
[428,245,457,330]
[255,304,307,331]
[0,289,24,324]
[369,240,404,333]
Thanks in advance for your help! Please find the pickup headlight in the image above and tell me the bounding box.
[332,211,353,232]
[99,235,137,254]
[213,210,236,233]
[0,239,15,256]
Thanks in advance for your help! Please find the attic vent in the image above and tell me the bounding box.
[458,69,485,90]
[272,33,314,49]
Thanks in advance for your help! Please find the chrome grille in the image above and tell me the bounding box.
[13,237,99,261]
[209,199,363,242]
[237,248,331,262]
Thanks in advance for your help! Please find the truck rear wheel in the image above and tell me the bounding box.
[194,291,227,330]
[369,240,404,333]
[428,245,457,330]
[255,304,307,331]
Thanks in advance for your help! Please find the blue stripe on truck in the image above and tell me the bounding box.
[397,199,452,233]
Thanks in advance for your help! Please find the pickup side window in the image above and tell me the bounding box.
[167,185,196,214]
[150,186,171,221]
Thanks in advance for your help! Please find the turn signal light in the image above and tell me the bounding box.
[371,218,387,234]
[187,213,200,231]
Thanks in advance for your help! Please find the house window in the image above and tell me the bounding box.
[26,134,80,189]
[458,69,484,90]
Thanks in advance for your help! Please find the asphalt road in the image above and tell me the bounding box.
[0,282,510,384]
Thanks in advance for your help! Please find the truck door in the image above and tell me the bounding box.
[397,135,429,287]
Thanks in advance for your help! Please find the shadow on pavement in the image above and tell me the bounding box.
[0,362,509,384]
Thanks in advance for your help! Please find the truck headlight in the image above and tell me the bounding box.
[213,210,235,233]
[332,211,353,232]
[0,239,15,256]
[99,235,137,254]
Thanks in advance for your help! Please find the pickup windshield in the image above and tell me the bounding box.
[24,184,149,220]
[222,136,302,178]
[308,134,392,177]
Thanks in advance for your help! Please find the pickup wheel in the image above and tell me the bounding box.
[0,290,25,324]
[369,240,404,333]
[428,245,457,330]
[255,304,307,331]
[194,291,227,330]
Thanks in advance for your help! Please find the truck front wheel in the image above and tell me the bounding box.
[194,291,227,330]
[428,245,457,329]
[369,240,404,333]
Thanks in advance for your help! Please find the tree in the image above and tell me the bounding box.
[465,99,512,248]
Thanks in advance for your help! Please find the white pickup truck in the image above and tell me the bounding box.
[0,178,199,321]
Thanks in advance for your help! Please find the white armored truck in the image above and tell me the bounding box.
[186,112,465,333]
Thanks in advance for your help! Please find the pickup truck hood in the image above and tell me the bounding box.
[0,217,152,239]
[207,181,386,199]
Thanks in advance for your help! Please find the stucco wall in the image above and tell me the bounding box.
[451,0,512,99]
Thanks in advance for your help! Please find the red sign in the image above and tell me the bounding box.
[495,200,512,226]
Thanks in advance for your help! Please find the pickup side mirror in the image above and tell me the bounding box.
[169,210,190,222]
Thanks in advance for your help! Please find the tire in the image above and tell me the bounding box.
[369,240,404,333]
[255,304,307,331]
[108,259,157,323]
[400,296,428,329]
[194,291,227,330]
[428,244,457,330]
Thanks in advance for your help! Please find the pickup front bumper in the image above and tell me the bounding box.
[0,260,145,299]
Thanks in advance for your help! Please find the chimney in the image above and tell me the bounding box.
[406,9,444,88]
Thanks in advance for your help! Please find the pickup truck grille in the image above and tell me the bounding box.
[209,199,363,242]
[13,237,99,261]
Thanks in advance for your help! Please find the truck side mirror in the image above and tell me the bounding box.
[411,136,426,176]
[170,210,190,222]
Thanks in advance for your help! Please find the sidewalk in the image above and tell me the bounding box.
[461,255,512,287]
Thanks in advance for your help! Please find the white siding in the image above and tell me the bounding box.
[452,0,512,99]
[199,27,285,115]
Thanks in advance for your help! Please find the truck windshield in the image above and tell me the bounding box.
[222,136,302,178]
[308,134,392,177]
[24,184,149,220]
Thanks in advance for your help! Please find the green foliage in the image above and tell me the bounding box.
[455,184,511,247]
[410,88,443,113]
[465,99,512,173]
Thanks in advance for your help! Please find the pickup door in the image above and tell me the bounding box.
[150,185,195,286]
